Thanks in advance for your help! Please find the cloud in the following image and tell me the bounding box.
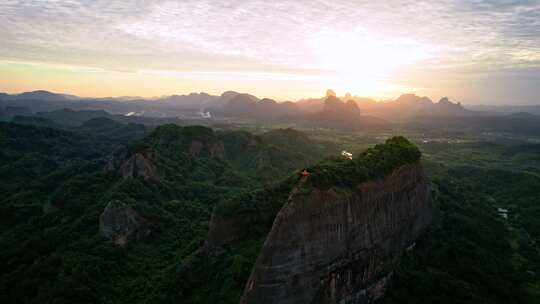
[0,0,539,103]
[3,0,538,69]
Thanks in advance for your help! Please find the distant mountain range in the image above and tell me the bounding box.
[304,95,388,130]
[1,89,539,133]
[0,89,472,117]
[466,104,540,115]
[0,90,72,101]
[297,93,473,121]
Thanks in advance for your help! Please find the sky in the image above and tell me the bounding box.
[0,0,539,104]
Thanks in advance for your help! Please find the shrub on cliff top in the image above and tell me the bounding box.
[307,136,421,189]
[211,136,420,243]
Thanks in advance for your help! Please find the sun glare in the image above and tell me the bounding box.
[311,28,432,97]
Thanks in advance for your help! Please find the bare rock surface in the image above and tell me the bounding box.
[106,146,159,180]
[99,200,150,247]
[240,163,432,304]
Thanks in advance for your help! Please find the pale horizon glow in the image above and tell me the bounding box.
[1,1,540,104]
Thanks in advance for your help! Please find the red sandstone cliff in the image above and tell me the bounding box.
[240,163,432,304]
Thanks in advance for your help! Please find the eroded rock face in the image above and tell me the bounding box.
[99,200,150,247]
[107,146,159,180]
[120,151,158,180]
[240,163,432,304]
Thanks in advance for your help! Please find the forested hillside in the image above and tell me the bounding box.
[0,122,332,303]
[1,119,539,303]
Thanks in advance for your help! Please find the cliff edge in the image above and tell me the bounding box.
[239,137,432,304]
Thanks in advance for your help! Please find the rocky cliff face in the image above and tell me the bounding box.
[120,151,159,180]
[106,146,159,180]
[99,200,150,247]
[240,163,432,304]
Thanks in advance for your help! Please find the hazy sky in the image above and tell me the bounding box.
[1,0,539,104]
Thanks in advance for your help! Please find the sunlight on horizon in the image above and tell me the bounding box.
[0,59,423,101]
[1,1,539,104]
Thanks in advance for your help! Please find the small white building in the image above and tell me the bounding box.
[341,151,353,160]
[497,208,508,219]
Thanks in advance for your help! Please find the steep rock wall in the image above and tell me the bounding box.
[99,200,150,247]
[106,146,159,180]
[240,163,432,304]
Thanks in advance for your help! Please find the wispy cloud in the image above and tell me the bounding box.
[0,0,539,103]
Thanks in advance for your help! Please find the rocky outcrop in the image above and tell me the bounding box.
[106,146,159,180]
[305,96,380,131]
[322,96,361,118]
[99,200,150,247]
[120,151,158,179]
[240,163,432,304]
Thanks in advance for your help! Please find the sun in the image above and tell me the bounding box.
[310,28,432,97]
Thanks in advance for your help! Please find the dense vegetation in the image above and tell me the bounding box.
[307,136,421,189]
[384,151,540,304]
[0,121,332,303]
[1,112,539,304]
[167,136,425,303]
